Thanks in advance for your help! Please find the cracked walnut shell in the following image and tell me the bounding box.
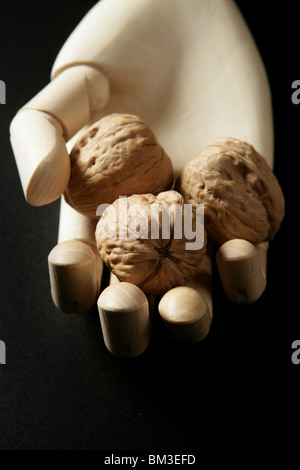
[95,190,207,295]
[64,113,174,218]
[177,137,285,244]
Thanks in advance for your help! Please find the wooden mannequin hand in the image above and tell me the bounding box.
[10,0,275,355]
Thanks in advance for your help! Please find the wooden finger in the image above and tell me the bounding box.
[216,239,268,304]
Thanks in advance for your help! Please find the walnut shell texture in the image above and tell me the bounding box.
[177,137,285,244]
[95,190,207,295]
[64,113,174,218]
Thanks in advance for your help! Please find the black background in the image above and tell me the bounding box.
[0,0,298,454]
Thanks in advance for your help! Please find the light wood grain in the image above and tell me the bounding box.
[48,239,103,313]
[158,254,212,343]
[10,65,109,206]
[25,65,109,141]
[159,286,211,344]
[48,195,103,314]
[10,110,70,206]
[58,195,98,246]
[109,271,156,341]
[216,239,268,304]
[97,282,151,357]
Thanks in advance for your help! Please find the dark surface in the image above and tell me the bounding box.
[0,0,298,453]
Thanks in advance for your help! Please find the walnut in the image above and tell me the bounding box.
[95,190,207,295]
[176,137,285,244]
[64,113,174,218]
